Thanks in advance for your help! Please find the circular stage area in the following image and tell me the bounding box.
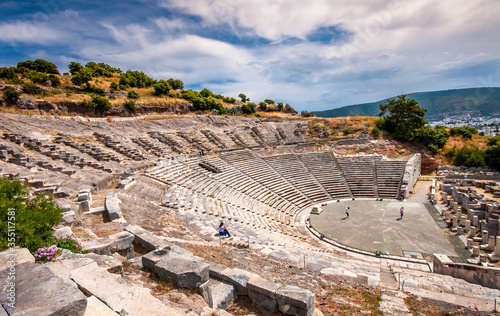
[310,200,457,257]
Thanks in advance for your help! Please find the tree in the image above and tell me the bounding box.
[379,95,427,141]
[259,102,267,111]
[167,78,183,90]
[277,103,284,111]
[17,59,59,74]
[241,103,254,114]
[200,88,214,98]
[153,80,171,96]
[264,99,274,105]
[0,176,63,252]
[3,87,21,105]
[238,93,248,103]
[486,136,500,170]
[71,68,93,86]
[68,62,84,75]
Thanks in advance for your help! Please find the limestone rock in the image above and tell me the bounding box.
[208,279,236,310]
[0,248,34,271]
[155,253,209,289]
[53,226,74,239]
[0,262,87,316]
[84,295,118,316]
[81,238,116,255]
[275,285,315,316]
[70,262,180,315]
[106,192,123,221]
[219,268,259,295]
[108,231,135,251]
[247,276,280,312]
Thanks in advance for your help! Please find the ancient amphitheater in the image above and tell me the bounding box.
[1,113,499,315]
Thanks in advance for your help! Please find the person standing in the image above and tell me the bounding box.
[345,206,350,218]
[400,207,404,219]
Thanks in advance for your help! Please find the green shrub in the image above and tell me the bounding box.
[3,87,21,104]
[22,83,43,95]
[372,126,380,137]
[119,70,154,88]
[153,80,171,96]
[55,234,87,254]
[110,82,118,90]
[83,84,105,95]
[0,67,17,79]
[241,103,254,114]
[343,128,350,135]
[375,118,386,129]
[81,94,112,112]
[0,176,63,252]
[17,59,59,74]
[259,102,267,111]
[301,111,315,117]
[127,90,140,99]
[450,126,478,139]
[124,100,136,113]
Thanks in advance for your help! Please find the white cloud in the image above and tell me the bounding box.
[20,0,498,111]
[0,21,67,44]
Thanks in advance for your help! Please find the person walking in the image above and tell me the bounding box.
[400,207,404,219]
[345,206,350,218]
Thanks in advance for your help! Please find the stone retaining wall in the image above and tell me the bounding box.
[433,254,500,290]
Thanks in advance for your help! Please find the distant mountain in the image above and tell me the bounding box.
[313,87,500,121]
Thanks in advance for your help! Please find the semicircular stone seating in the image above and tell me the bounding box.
[145,149,408,239]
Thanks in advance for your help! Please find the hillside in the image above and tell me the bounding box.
[0,59,297,118]
[313,87,500,120]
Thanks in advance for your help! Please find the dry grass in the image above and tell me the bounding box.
[255,111,302,119]
[180,244,227,265]
[403,295,443,316]
[444,134,489,151]
[316,282,383,315]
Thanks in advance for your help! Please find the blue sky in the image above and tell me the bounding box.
[1,0,500,111]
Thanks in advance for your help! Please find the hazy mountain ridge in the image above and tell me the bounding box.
[313,87,500,120]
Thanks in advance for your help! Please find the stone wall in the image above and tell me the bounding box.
[433,254,500,290]
[400,153,421,197]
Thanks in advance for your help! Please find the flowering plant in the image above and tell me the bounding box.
[34,245,58,262]
[55,234,87,254]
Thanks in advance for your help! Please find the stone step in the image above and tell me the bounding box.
[70,261,186,315]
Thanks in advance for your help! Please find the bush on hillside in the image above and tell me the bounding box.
[127,90,140,99]
[153,80,171,96]
[119,70,154,88]
[3,87,21,104]
[81,94,112,112]
[486,136,500,170]
[17,59,59,74]
[22,83,43,95]
[0,67,17,79]
[0,176,63,252]
[123,100,136,113]
[450,126,478,139]
[301,111,315,118]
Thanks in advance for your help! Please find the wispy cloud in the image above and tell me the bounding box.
[0,21,67,44]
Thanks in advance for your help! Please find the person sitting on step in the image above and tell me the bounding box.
[219,222,231,237]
